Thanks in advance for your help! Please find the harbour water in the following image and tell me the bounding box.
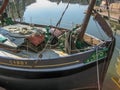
[5,0,120,90]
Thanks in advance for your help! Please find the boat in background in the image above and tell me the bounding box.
[0,0,115,90]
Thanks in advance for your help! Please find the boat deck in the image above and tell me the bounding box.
[0,24,103,59]
[0,24,69,59]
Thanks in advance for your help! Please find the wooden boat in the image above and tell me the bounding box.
[0,0,115,90]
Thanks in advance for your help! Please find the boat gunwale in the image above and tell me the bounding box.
[0,48,95,66]
[0,56,106,79]
[0,44,95,60]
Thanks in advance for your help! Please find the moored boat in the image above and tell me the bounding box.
[0,0,115,90]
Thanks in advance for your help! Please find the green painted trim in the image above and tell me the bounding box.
[84,48,108,64]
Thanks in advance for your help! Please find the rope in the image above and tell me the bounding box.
[34,0,72,59]
[46,0,71,56]
[55,0,71,27]
[37,40,50,58]
[96,47,101,90]
[36,0,72,57]
[95,41,113,90]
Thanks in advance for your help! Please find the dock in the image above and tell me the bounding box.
[99,11,120,23]
[94,2,120,23]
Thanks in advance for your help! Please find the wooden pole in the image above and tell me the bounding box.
[106,0,110,19]
[0,0,9,14]
[77,0,96,41]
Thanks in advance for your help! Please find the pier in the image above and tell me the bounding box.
[99,11,120,23]
[95,2,120,23]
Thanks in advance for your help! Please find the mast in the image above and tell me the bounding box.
[77,0,96,41]
[0,0,9,14]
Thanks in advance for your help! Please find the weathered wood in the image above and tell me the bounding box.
[0,0,9,14]
[93,11,114,38]
[77,0,96,41]
[100,12,120,23]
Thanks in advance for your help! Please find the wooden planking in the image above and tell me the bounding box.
[84,34,102,46]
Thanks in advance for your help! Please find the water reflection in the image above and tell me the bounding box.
[8,0,88,28]
[49,0,88,5]
[8,0,105,39]
[23,0,88,29]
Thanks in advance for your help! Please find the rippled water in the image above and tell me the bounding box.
[23,0,86,28]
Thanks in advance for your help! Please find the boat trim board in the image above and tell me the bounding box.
[0,57,107,79]
[0,47,108,68]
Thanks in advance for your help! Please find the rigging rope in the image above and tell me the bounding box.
[55,0,71,27]
[35,0,72,59]
[96,37,114,90]
[48,0,71,54]
[96,47,101,90]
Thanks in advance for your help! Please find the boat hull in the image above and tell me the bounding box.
[0,59,105,90]
[0,37,115,90]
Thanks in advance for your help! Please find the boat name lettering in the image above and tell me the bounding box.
[9,60,28,66]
